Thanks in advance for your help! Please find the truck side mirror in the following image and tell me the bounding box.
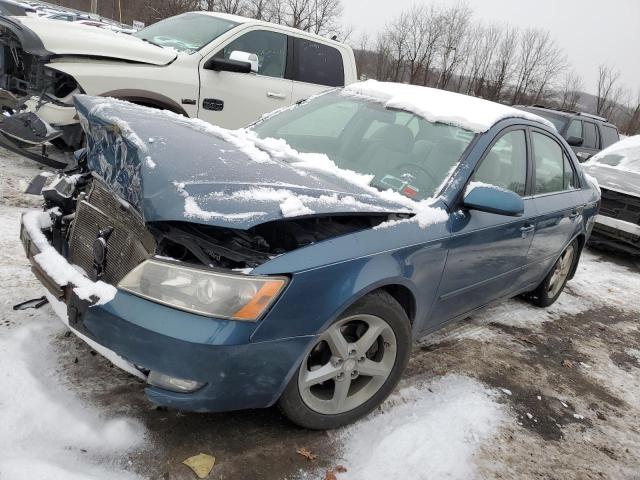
[203,51,258,74]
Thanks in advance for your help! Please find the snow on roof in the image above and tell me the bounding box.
[344,80,555,133]
[587,135,640,173]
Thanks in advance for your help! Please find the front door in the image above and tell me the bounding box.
[431,128,537,324]
[198,28,293,129]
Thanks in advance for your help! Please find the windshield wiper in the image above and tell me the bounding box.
[139,37,164,49]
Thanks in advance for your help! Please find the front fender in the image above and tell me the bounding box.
[250,227,448,342]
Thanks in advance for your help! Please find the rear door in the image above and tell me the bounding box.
[290,37,346,103]
[524,129,584,284]
[198,28,293,128]
[432,128,537,323]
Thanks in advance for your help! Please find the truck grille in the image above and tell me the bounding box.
[68,181,155,285]
[600,188,640,226]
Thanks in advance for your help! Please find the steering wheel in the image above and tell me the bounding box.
[395,163,438,189]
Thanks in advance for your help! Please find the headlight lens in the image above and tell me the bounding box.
[118,260,287,321]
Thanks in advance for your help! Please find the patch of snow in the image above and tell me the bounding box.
[587,135,640,173]
[145,156,156,169]
[89,102,148,153]
[573,414,585,420]
[465,180,512,197]
[335,375,506,480]
[344,80,556,133]
[279,195,314,217]
[0,309,146,480]
[22,210,116,305]
[582,171,601,194]
[174,182,267,222]
[232,267,254,275]
[500,388,512,396]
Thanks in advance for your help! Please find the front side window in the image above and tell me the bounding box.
[472,130,527,196]
[252,92,475,200]
[599,125,620,149]
[582,122,598,149]
[292,38,344,87]
[533,132,570,194]
[219,30,288,78]
[134,13,238,53]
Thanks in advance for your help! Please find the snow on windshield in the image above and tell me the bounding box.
[345,80,555,133]
[587,135,640,173]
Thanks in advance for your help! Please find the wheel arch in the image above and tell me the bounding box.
[100,89,189,116]
[568,232,586,280]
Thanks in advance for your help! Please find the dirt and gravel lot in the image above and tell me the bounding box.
[1,148,638,480]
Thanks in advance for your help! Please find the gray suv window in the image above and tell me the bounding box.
[567,120,582,139]
[599,125,620,149]
[583,122,598,149]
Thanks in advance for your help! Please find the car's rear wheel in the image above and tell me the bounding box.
[278,291,411,429]
[526,239,578,307]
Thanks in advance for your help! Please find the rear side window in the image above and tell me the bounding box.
[472,130,527,196]
[582,122,598,149]
[563,155,577,189]
[599,125,620,149]
[533,132,571,194]
[292,38,344,87]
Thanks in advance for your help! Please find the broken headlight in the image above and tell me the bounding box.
[118,260,287,321]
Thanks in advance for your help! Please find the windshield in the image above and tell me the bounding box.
[251,92,476,201]
[134,13,238,53]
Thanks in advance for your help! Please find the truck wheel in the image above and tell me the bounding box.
[278,290,411,430]
[526,240,578,308]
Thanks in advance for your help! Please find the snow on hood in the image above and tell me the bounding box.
[74,96,419,230]
[345,80,555,133]
[11,17,177,65]
[583,135,640,197]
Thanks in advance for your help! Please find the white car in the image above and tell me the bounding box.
[0,11,357,166]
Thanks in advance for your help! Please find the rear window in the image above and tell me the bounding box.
[292,38,344,87]
[529,111,567,132]
[599,125,620,149]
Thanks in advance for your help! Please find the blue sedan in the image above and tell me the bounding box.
[20,81,600,429]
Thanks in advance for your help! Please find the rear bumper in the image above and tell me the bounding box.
[20,210,311,412]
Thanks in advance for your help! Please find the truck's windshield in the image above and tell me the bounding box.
[134,13,238,54]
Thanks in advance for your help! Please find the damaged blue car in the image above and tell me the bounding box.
[20,81,600,429]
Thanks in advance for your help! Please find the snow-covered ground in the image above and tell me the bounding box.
[1,147,639,479]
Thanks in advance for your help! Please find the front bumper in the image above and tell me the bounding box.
[20,212,312,412]
[591,214,640,253]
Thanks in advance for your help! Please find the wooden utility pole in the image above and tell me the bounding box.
[90,0,97,14]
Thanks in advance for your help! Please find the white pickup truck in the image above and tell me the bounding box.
[0,11,357,166]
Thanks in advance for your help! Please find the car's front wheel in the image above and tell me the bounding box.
[278,290,411,429]
[526,239,578,307]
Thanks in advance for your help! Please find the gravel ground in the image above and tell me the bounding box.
[1,148,638,480]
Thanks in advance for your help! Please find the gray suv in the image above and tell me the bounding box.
[516,105,620,162]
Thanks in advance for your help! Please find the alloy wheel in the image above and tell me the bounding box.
[298,314,397,415]
[547,245,575,298]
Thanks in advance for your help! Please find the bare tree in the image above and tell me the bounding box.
[145,0,200,22]
[559,70,583,110]
[596,65,621,116]
[624,91,640,135]
[436,3,472,89]
[485,25,517,101]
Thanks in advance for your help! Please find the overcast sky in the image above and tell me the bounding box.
[342,0,639,96]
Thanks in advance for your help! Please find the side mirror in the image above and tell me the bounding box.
[463,183,524,217]
[203,51,258,74]
[567,136,584,147]
[229,50,259,73]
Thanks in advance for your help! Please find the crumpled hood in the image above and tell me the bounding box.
[582,163,640,197]
[74,95,411,229]
[7,17,177,65]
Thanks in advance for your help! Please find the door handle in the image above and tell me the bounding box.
[266,91,286,99]
[569,206,584,219]
[520,224,535,238]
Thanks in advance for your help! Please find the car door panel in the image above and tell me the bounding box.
[198,28,293,129]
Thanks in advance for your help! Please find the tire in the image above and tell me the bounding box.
[278,290,412,430]
[526,239,579,308]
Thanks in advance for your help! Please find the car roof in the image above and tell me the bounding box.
[191,11,347,47]
[518,105,617,128]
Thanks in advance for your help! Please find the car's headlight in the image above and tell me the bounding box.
[118,260,287,321]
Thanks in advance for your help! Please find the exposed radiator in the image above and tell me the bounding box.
[68,181,155,285]
[600,188,640,226]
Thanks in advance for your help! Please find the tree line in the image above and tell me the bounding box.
[46,0,640,135]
